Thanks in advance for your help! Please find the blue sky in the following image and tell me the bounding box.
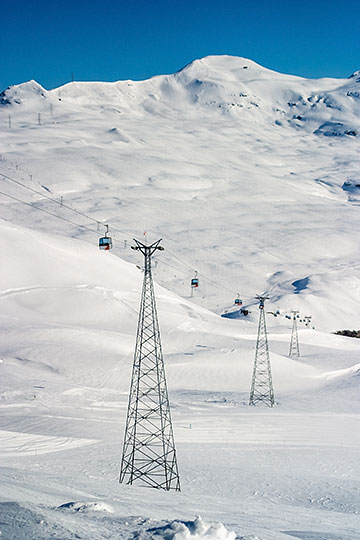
[1,0,359,90]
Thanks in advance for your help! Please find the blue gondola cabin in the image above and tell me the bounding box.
[191,278,199,288]
[99,236,113,250]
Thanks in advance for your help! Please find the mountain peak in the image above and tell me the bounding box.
[349,69,360,80]
[0,80,47,105]
[175,55,302,85]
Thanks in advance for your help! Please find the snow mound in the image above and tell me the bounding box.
[322,363,360,382]
[148,516,236,540]
[106,127,131,143]
[58,500,114,513]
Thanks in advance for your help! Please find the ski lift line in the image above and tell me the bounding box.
[0,190,137,257]
[133,254,237,300]
[0,171,242,297]
[1,169,135,238]
[0,169,265,300]
[0,181,228,292]
[0,189,273,305]
[164,247,234,294]
[165,247,195,272]
[0,173,261,301]
[0,188,256,305]
[160,254,232,295]
[110,229,237,296]
[0,171,239,298]
[0,171,108,231]
[142,234,232,291]
[156,258,201,283]
[0,190,151,279]
[0,190,101,237]
[165,239,271,299]
[107,225,137,240]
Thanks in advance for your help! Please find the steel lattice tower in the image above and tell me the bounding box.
[119,239,180,491]
[289,310,300,357]
[249,295,275,407]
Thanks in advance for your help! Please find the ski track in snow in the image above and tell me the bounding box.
[0,429,98,456]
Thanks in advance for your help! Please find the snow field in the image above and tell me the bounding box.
[0,219,358,539]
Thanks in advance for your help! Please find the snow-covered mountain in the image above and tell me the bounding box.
[1,55,360,330]
[0,56,360,539]
[2,56,360,134]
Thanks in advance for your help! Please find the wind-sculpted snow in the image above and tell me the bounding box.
[142,515,237,539]
[58,501,115,513]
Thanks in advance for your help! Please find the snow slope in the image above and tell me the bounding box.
[1,55,360,329]
[0,56,360,539]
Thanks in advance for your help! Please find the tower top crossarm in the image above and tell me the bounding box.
[131,238,164,257]
[256,294,269,309]
[291,309,299,318]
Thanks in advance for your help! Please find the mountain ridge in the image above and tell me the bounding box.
[1,55,359,137]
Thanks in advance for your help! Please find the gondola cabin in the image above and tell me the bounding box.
[99,224,112,251]
[99,236,113,250]
[234,298,243,306]
[191,278,199,288]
